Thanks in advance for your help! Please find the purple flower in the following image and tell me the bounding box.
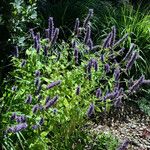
[35,70,40,77]
[87,38,93,50]
[114,67,120,81]
[15,46,19,58]
[44,45,48,56]
[45,96,58,109]
[84,25,91,44]
[126,51,138,70]
[87,60,92,74]
[7,123,28,133]
[29,28,35,39]
[34,77,40,87]
[46,80,61,89]
[96,88,102,98]
[12,85,17,91]
[114,96,122,108]
[117,139,129,150]
[32,104,39,113]
[48,17,54,40]
[83,9,93,28]
[51,28,59,45]
[100,54,104,62]
[113,33,128,48]
[36,44,40,54]
[87,103,94,117]
[45,96,50,105]
[123,43,135,61]
[36,33,40,43]
[72,40,76,48]
[21,59,26,67]
[74,48,79,64]
[39,117,44,126]
[32,124,39,130]
[25,94,32,104]
[110,26,116,47]
[74,18,80,36]
[104,64,110,73]
[45,28,49,39]
[76,86,81,95]
[16,115,26,123]
[10,113,16,120]
[93,59,98,71]
[143,80,150,84]
[35,84,42,95]
[129,75,145,92]
[103,32,112,49]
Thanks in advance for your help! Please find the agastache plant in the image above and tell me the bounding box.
[83,9,93,28]
[46,80,61,89]
[74,18,80,36]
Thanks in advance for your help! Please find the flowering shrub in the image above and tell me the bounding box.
[1,9,149,149]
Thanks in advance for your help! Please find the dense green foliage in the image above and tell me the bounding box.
[0,0,150,149]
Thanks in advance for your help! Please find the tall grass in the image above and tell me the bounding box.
[94,3,150,77]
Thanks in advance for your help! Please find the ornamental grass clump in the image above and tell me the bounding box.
[1,9,150,149]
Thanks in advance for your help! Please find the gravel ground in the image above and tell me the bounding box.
[89,102,150,150]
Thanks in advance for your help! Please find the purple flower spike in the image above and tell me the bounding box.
[87,103,94,117]
[45,96,50,105]
[16,115,26,123]
[103,32,112,49]
[143,80,150,84]
[35,70,40,77]
[87,38,93,50]
[29,29,35,39]
[123,43,135,61]
[51,28,59,45]
[114,67,120,81]
[117,139,129,150]
[32,124,39,130]
[45,28,49,39]
[10,113,16,120]
[126,51,138,70]
[110,26,116,47]
[83,9,93,28]
[7,123,28,133]
[12,85,17,91]
[48,17,54,40]
[46,80,61,89]
[93,60,98,71]
[32,104,39,114]
[21,59,26,67]
[39,117,44,126]
[129,75,145,92]
[74,48,79,64]
[35,84,42,96]
[100,54,104,62]
[114,96,122,108]
[44,45,48,56]
[96,88,102,98]
[45,96,58,109]
[76,86,81,95]
[25,94,32,104]
[74,18,80,36]
[72,40,76,48]
[34,77,40,87]
[15,46,19,58]
[104,64,110,73]
[36,33,40,43]
[84,25,91,44]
